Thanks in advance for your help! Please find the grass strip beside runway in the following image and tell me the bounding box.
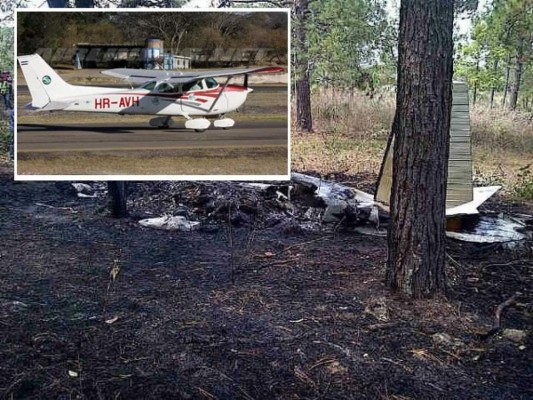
[17,146,288,176]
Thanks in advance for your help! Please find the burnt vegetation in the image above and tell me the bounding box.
[0,176,531,399]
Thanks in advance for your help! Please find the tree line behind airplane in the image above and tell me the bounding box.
[18,12,288,69]
[35,46,286,69]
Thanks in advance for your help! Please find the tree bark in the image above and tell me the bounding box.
[508,34,525,110]
[108,182,128,218]
[502,53,511,107]
[386,0,454,298]
[489,58,499,109]
[294,0,313,132]
[473,55,480,105]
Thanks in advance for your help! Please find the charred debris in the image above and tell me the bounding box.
[58,174,532,246]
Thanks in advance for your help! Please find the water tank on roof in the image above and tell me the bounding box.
[144,38,164,69]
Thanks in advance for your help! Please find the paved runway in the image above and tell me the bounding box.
[17,120,288,153]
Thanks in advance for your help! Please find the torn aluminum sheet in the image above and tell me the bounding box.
[71,183,97,198]
[446,214,528,244]
[289,173,525,244]
[445,186,501,216]
[354,215,528,244]
[291,172,376,223]
[373,186,502,217]
[139,215,200,231]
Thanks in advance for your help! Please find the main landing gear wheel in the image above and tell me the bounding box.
[214,117,235,130]
[185,118,211,132]
[149,116,172,129]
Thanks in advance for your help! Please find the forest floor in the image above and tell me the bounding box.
[0,166,532,400]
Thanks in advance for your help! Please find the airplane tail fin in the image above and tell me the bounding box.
[17,54,73,109]
[375,81,474,211]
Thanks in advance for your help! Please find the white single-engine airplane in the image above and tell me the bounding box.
[18,54,284,131]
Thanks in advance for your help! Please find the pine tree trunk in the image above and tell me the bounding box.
[509,35,524,111]
[294,0,313,132]
[502,54,511,107]
[386,0,454,298]
[490,59,499,109]
[108,182,128,218]
[473,57,479,105]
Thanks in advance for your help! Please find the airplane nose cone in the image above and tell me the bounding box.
[247,87,254,93]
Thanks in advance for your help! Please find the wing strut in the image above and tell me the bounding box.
[208,76,232,113]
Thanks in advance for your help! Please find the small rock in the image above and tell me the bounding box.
[432,332,464,347]
[502,329,527,343]
[364,297,390,321]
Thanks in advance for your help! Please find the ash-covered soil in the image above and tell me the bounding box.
[0,170,531,400]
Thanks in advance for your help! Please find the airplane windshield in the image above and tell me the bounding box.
[139,80,157,90]
[205,77,218,89]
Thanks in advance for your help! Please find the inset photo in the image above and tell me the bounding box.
[16,10,289,179]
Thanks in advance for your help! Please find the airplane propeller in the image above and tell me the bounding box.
[244,74,249,88]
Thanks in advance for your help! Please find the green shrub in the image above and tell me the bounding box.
[513,164,533,200]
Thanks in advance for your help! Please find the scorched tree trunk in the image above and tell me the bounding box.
[294,0,313,132]
[108,181,128,218]
[386,0,454,298]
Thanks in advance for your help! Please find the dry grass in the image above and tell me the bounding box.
[311,88,394,140]
[292,131,385,176]
[292,88,393,176]
[471,104,533,154]
[17,148,288,176]
[292,88,533,199]
[470,105,533,197]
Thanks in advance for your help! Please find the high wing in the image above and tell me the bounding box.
[101,66,284,84]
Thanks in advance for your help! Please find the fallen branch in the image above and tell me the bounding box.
[492,292,521,332]
[367,322,400,331]
[481,292,521,339]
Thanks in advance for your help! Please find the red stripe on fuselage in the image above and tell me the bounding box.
[107,85,248,99]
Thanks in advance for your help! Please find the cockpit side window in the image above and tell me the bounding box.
[205,77,218,89]
[140,80,157,90]
[156,82,178,93]
[182,80,202,92]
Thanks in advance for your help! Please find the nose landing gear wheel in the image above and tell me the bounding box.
[185,118,211,131]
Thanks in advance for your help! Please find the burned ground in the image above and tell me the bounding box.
[0,171,532,399]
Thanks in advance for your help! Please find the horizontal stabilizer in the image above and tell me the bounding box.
[26,100,73,111]
[445,186,501,216]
